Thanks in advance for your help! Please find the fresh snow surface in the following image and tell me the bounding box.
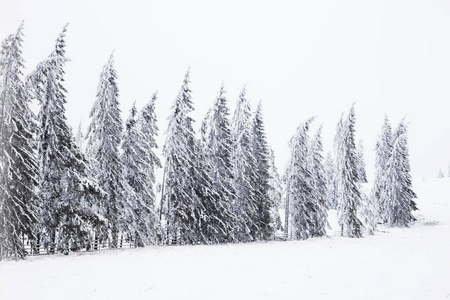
[1,178,450,299]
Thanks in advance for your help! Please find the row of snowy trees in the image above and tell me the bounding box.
[162,76,280,244]
[0,25,282,258]
[283,107,367,239]
[0,24,418,259]
[283,105,418,240]
[371,117,418,227]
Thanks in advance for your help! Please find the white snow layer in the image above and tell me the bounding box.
[1,178,449,299]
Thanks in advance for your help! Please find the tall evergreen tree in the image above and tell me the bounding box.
[199,85,236,243]
[0,23,40,259]
[267,147,283,232]
[382,121,418,227]
[335,106,364,238]
[251,102,274,240]
[30,25,103,253]
[394,121,417,212]
[231,87,258,242]
[324,152,338,209]
[137,92,162,242]
[285,118,318,240]
[307,126,329,237]
[86,53,130,248]
[122,103,158,246]
[163,70,205,244]
[438,168,444,179]
[371,116,393,223]
[357,139,368,183]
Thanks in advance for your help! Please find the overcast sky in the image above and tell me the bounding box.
[2,0,450,180]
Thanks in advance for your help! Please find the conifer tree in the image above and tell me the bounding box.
[357,139,368,183]
[371,116,393,223]
[0,23,40,259]
[122,103,158,246]
[393,121,417,213]
[231,87,258,242]
[438,168,444,179]
[30,25,103,253]
[267,147,283,232]
[163,70,205,244]
[382,121,418,227]
[200,85,236,243]
[324,152,338,209]
[335,106,364,238]
[307,126,329,237]
[86,53,129,248]
[251,102,274,240]
[198,108,224,243]
[137,92,162,242]
[285,118,318,240]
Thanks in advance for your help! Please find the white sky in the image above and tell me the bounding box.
[2,0,450,180]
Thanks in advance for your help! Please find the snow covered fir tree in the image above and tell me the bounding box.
[377,119,418,227]
[198,85,236,243]
[284,118,328,240]
[0,24,424,259]
[334,107,364,238]
[122,102,159,246]
[162,69,205,244]
[251,102,275,240]
[230,87,259,242]
[28,25,103,254]
[371,117,418,228]
[86,53,130,249]
[0,23,39,258]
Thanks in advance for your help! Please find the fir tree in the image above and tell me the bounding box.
[307,126,329,237]
[86,53,129,248]
[267,147,283,232]
[357,139,368,183]
[137,92,162,243]
[438,168,444,179]
[371,116,393,223]
[324,152,338,209]
[0,23,40,259]
[30,25,103,254]
[231,87,258,242]
[285,118,318,240]
[335,106,364,238]
[393,121,417,213]
[382,121,418,227]
[200,85,236,243]
[122,103,158,246]
[163,69,205,244]
[251,102,274,240]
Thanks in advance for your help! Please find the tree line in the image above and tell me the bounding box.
[0,24,417,259]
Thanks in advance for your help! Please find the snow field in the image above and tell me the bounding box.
[1,178,449,299]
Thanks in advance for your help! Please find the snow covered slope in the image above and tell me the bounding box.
[1,178,449,299]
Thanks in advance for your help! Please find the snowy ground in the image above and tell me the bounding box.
[1,178,450,300]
